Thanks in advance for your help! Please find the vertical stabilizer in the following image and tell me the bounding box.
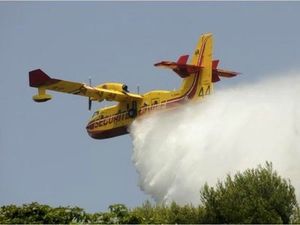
[191,33,213,85]
[180,33,213,101]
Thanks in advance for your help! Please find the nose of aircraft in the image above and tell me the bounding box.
[85,119,128,139]
[85,119,96,136]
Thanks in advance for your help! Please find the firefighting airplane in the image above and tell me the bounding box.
[29,33,239,139]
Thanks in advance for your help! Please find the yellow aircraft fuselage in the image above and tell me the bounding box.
[86,77,211,139]
[29,33,238,139]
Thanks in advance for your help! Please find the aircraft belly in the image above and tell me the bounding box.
[87,125,128,139]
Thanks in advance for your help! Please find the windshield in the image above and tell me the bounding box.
[92,111,99,118]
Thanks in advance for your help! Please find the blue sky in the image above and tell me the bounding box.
[1,2,300,212]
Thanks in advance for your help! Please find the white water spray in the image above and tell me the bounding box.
[130,71,300,205]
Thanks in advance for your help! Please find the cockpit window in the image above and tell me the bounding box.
[92,111,99,118]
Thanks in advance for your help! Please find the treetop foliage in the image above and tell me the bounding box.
[1,162,299,224]
[200,162,298,224]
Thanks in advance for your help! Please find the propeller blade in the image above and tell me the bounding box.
[88,77,92,111]
[88,98,92,111]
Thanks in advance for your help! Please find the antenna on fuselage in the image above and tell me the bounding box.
[88,77,92,111]
[137,85,140,94]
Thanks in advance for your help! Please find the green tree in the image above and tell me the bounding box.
[166,202,205,224]
[0,202,51,224]
[0,202,90,224]
[0,162,298,224]
[291,206,300,224]
[127,201,205,224]
[200,162,298,224]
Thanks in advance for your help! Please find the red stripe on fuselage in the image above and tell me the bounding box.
[187,35,208,99]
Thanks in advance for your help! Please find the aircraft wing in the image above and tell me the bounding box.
[29,69,142,102]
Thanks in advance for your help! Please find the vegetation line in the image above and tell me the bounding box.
[1,162,299,224]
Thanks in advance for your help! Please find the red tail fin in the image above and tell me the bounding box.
[177,55,189,64]
[211,60,240,83]
[212,60,219,69]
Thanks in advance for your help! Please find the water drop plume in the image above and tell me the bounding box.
[130,71,300,205]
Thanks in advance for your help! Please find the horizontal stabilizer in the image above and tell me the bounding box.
[155,54,240,82]
[215,69,240,77]
[211,60,240,83]
[154,55,203,78]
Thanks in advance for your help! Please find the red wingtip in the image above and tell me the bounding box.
[29,69,51,87]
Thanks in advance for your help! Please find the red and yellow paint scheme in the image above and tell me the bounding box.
[29,33,239,139]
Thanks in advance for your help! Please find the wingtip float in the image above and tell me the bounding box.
[29,33,239,139]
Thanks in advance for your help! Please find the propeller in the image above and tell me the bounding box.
[88,77,92,111]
